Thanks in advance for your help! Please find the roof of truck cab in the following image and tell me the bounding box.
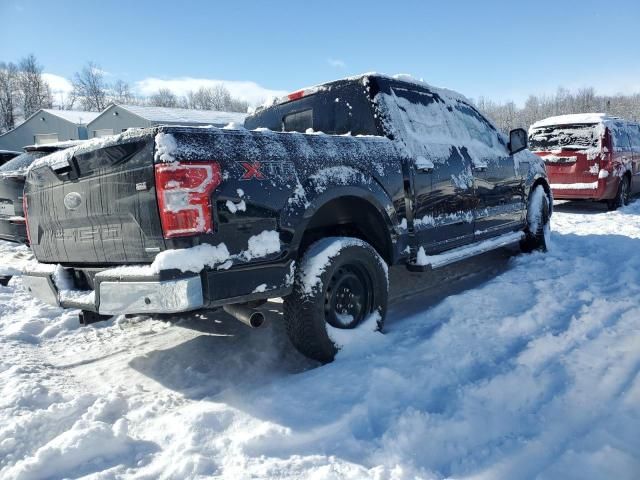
[260,72,472,109]
[531,113,620,129]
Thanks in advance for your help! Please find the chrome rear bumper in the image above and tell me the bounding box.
[22,269,204,315]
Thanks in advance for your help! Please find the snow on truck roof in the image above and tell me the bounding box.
[530,113,620,129]
[263,72,472,109]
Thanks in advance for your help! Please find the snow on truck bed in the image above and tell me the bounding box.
[1,202,640,479]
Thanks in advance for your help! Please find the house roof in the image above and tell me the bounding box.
[41,109,101,125]
[112,104,247,126]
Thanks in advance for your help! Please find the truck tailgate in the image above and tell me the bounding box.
[25,137,166,265]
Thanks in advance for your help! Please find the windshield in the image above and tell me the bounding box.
[0,151,47,173]
[528,124,600,151]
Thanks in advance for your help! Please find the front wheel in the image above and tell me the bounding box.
[283,237,388,363]
[521,185,551,253]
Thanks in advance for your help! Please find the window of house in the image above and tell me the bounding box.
[34,133,59,145]
[93,129,114,138]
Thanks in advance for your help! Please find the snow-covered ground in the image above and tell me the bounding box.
[1,201,639,480]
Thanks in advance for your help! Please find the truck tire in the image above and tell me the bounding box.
[608,176,630,211]
[521,185,551,253]
[283,237,388,363]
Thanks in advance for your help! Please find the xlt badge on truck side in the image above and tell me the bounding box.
[238,161,296,181]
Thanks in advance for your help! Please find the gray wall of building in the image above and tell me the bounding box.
[86,105,153,137]
[0,111,84,150]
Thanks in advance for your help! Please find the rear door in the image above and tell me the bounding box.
[26,138,166,265]
[628,123,640,193]
[611,121,633,185]
[378,83,476,253]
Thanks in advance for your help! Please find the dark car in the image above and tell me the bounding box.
[22,74,550,362]
[0,141,85,244]
[0,150,21,167]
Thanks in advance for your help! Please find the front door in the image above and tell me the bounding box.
[472,151,526,239]
[452,105,525,238]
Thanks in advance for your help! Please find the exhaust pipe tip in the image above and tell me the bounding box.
[248,311,265,328]
[223,304,266,329]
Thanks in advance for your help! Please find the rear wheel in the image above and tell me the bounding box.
[608,176,630,211]
[283,237,388,363]
[521,185,551,253]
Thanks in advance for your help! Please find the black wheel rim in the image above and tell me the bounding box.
[324,264,372,329]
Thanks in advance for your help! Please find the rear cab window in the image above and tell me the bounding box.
[245,81,382,137]
[283,109,313,133]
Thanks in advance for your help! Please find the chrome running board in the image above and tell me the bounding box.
[407,231,525,271]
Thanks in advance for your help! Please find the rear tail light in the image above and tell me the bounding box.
[599,127,612,173]
[23,195,32,245]
[154,162,222,238]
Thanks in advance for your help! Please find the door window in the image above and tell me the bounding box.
[611,122,631,151]
[628,124,640,152]
[384,86,456,164]
[381,86,505,166]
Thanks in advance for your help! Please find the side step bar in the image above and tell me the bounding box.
[407,231,525,272]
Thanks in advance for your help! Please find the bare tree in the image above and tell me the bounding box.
[17,54,52,118]
[476,87,640,133]
[72,62,107,111]
[185,85,247,112]
[0,62,19,132]
[112,79,134,104]
[148,88,178,108]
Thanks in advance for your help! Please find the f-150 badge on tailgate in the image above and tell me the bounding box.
[63,192,83,211]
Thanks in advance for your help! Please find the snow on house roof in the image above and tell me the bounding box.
[531,113,620,129]
[42,109,101,125]
[115,104,247,126]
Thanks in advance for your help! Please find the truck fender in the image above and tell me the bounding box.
[280,167,401,261]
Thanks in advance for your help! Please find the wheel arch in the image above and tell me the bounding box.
[285,187,397,265]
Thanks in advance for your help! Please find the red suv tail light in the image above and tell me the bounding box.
[154,162,222,238]
[22,195,32,245]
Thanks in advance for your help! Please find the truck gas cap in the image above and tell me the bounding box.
[63,192,83,211]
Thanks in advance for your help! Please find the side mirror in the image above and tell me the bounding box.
[508,128,528,154]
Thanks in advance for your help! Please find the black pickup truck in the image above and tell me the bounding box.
[22,74,550,362]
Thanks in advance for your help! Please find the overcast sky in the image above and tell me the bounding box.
[2,0,639,106]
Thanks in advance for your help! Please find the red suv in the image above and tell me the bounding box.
[529,114,640,209]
